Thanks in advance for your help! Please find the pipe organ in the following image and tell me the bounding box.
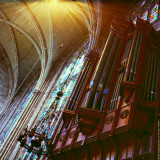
[50,18,160,160]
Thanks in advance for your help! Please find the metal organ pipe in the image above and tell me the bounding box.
[86,30,115,108]
[92,37,120,110]
[124,29,138,81]
[68,61,89,100]
[67,60,91,110]
[147,52,154,100]
[67,61,89,110]
[128,32,141,81]
[154,56,159,100]
[99,37,119,86]
[109,73,123,110]
[106,40,122,87]
[70,62,91,110]
[108,39,132,110]
[122,39,132,63]
[142,51,151,100]
[142,48,159,101]
[151,53,157,101]
[98,39,122,111]
[130,33,142,82]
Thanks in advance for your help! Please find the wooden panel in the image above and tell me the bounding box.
[54,132,66,150]
[103,112,115,133]
[116,105,131,128]
[65,128,76,146]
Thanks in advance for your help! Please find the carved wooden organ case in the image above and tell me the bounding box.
[51,18,160,160]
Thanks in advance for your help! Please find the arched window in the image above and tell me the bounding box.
[140,0,146,7]
[133,17,137,25]
[150,4,159,23]
[0,86,35,147]
[141,10,148,20]
[19,41,89,159]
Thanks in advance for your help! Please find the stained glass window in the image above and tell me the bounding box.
[19,41,89,159]
[140,0,146,7]
[141,11,148,20]
[133,17,137,24]
[0,90,33,147]
[150,4,159,23]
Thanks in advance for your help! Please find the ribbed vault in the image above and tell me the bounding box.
[0,0,91,113]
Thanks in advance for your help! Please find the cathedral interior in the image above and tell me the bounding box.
[0,0,160,159]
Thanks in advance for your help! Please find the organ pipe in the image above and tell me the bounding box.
[147,52,154,100]
[130,33,142,82]
[70,63,91,111]
[67,61,89,110]
[67,61,91,111]
[124,29,138,81]
[142,51,151,99]
[128,32,141,81]
[154,57,159,100]
[108,39,132,110]
[86,30,115,108]
[133,35,142,80]
[99,36,119,86]
[151,54,157,101]
[106,40,122,87]
[92,37,121,110]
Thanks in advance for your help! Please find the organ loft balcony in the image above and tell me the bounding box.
[77,107,105,136]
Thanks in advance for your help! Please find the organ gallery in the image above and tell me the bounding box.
[0,0,160,159]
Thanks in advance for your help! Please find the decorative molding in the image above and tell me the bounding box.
[120,109,130,119]
[106,115,114,125]
[59,134,66,142]
[69,130,76,139]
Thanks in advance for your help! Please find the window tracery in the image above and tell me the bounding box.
[131,1,159,26]
[150,4,159,23]
[141,10,149,20]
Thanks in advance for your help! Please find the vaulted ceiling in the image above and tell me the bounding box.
[0,0,138,112]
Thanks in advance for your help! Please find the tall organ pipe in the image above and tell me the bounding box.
[70,62,91,110]
[128,32,141,81]
[108,39,131,110]
[124,29,138,81]
[151,54,157,100]
[67,61,89,110]
[130,33,142,82]
[68,61,90,110]
[99,37,119,86]
[76,63,91,102]
[109,74,121,110]
[92,37,120,109]
[101,39,131,110]
[86,30,115,108]
[122,39,132,62]
[154,57,159,100]
[98,40,122,110]
[106,40,122,87]
[142,51,151,99]
[147,52,154,100]
[132,34,142,82]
